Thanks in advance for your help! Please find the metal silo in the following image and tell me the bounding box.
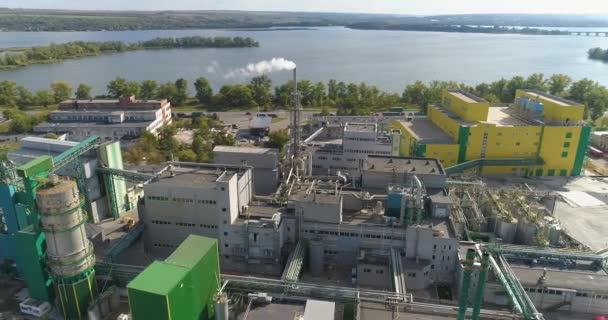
[36,175,96,319]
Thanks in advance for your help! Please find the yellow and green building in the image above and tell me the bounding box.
[391,89,590,176]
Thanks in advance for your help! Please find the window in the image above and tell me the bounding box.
[224,244,229,248]
[563,142,570,148]
[222,208,227,212]
[561,152,568,158]
[565,132,573,139]
[224,232,228,236]
[515,142,521,146]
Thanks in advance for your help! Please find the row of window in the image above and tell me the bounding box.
[312,165,354,171]
[362,268,385,274]
[522,288,608,299]
[344,137,376,142]
[303,229,405,241]
[150,220,218,229]
[343,149,391,155]
[147,195,217,205]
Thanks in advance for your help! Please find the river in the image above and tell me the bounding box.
[1,27,608,95]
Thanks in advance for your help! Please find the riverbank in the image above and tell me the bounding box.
[0,36,259,71]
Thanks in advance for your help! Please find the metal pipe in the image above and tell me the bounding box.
[457,249,476,320]
[472,252,490,320]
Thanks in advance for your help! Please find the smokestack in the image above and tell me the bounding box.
[457,249,476,320]
[472,252,490,320]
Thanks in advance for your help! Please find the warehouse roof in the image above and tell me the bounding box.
[165,235,217,269]
[521,89,581,107]
[154,167,226,186]
[127,261,188,295]
[448,89,486,103]
[213,145,278,155]
[344,123,377,133]
[486,107,534,126]
[397,120,455,144]
[35,121,152,129]
[365,156,445,175]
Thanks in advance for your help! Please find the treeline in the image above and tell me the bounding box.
[588,48,608,62]
[401,73,608,120]
[348,23,569,35]
[3,73,608,129]
[0,36,259,70]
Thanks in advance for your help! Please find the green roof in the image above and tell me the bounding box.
[165,235,217,269]
[127,261,189,295]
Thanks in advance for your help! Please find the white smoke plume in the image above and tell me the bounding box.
[225,58,296,79]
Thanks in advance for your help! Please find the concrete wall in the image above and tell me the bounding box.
[357,263,391,289]
[213,148,279,195]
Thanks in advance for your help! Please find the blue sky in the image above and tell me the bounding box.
[2,0,608,15]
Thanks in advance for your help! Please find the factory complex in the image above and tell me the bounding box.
[0,81,607,320]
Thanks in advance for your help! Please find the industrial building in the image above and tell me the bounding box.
[390,89,590,176]
[34,96,172,141]
[309,122,400,176]
[213,145,279,195]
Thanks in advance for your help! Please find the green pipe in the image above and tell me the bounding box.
[472,252,490,320]
[457,249,476,320]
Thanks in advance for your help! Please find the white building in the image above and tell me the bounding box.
[213,146,280,195]
[34,96,172,141]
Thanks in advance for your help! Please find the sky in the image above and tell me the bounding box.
[2,0,608,15]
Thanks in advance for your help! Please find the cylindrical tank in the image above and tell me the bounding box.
[495,219,517,243]
[549,225,561,246]
[215,294,229,320]
[87,303,101,320]
[308,240,324,275]
[36,176,96,319]
[516,221,537,245]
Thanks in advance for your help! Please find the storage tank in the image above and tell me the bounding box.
[214,293,229,320]
[516,221,537,245]
[495,219,517,243]
[387,186,406,219]
[36,175,96,319]
[548,224,561,246]
[308,239,324,276]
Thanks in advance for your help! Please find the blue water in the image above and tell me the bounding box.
[1,27,607,95]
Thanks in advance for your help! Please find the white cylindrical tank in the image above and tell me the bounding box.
[309,239,324,275]
[36,178,94,278]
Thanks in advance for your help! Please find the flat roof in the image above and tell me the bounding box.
[303,300,335,320]
[486,107,532,126]
[511,266,608,292]
[35,121,152,129]
[127,261,188,295]
[239,302,305,320]
[165,235,217,269]
[448,89,486,103]
[522,89,580,107]
[398,120,455,144]
[154,167,224,186]
[344,123,377,133]
[366,156,445,175]
[213,145,278,155]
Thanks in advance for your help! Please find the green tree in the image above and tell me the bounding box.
[157,125,180,157]
[15,86,34,109]
[35,89,55,108]
[267,129,289,152]
[214,85,257,110]
[194,77,213,105]
[176,149,197,162]
[125,81,140,97]
[568,78,597,104]
[525,73,548,91]
[50,81,73,103]
[75,83,92,100]
[157,82,179,102]
[44,133,59,139]
[174,78,188,106]
[0,81,18,107]
[401,81,428,108]
[312,82,326,107]
[249,75,272,109]
[140,80,158,100]
[586,86,608,120]
[548,74,572,96]
[107,77,128,98]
